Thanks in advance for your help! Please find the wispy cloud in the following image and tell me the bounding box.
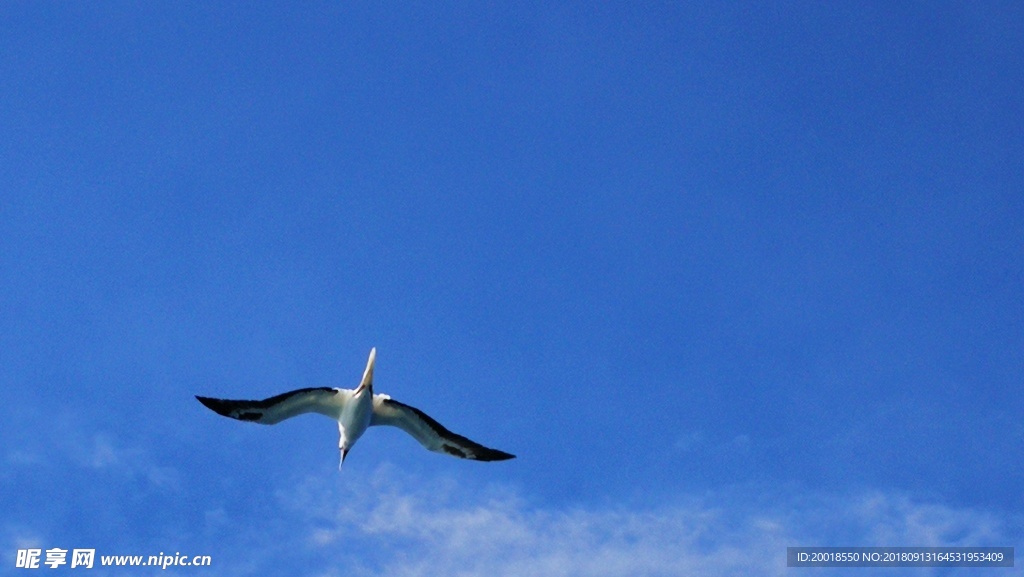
[5,418,1016,577]
[267,466,1018,577]
[1,525,46,569]
[673,430,754,455]
[4,412,181,492]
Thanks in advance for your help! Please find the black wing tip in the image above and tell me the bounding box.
[477,449,516,462]
[442,442,516,462]
[195,395,235,418]
[195,395,219,410]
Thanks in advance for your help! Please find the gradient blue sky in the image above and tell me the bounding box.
[2,3,1021,575]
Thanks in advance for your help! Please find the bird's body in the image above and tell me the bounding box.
[196,348,515,468]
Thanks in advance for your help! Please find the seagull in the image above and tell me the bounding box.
[195,348,515,469]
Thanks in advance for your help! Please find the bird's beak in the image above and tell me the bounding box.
[354,347,376,395]
[339,448,348,471]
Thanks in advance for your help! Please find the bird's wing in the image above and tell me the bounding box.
[370,395,515,461]
[196,387,346,425]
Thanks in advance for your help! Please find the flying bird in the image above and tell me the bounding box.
[195,348,515,469]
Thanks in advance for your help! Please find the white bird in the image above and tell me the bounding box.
[196,348,515,469]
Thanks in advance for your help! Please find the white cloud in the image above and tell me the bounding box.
[75,431,183,491]
[673,430,705,452]
[1,524,46,569]
[4,411,181,493]
[87,433,125,469]
[270,466,1018,577]
[672,430,751,455]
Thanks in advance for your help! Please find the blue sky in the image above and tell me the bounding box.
[2,3,1021,575]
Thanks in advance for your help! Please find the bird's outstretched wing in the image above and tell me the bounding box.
[370,395,515,461]
[196,387,344,425]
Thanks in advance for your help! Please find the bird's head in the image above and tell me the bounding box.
[339,444,350,470]
[338,422,356,470]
